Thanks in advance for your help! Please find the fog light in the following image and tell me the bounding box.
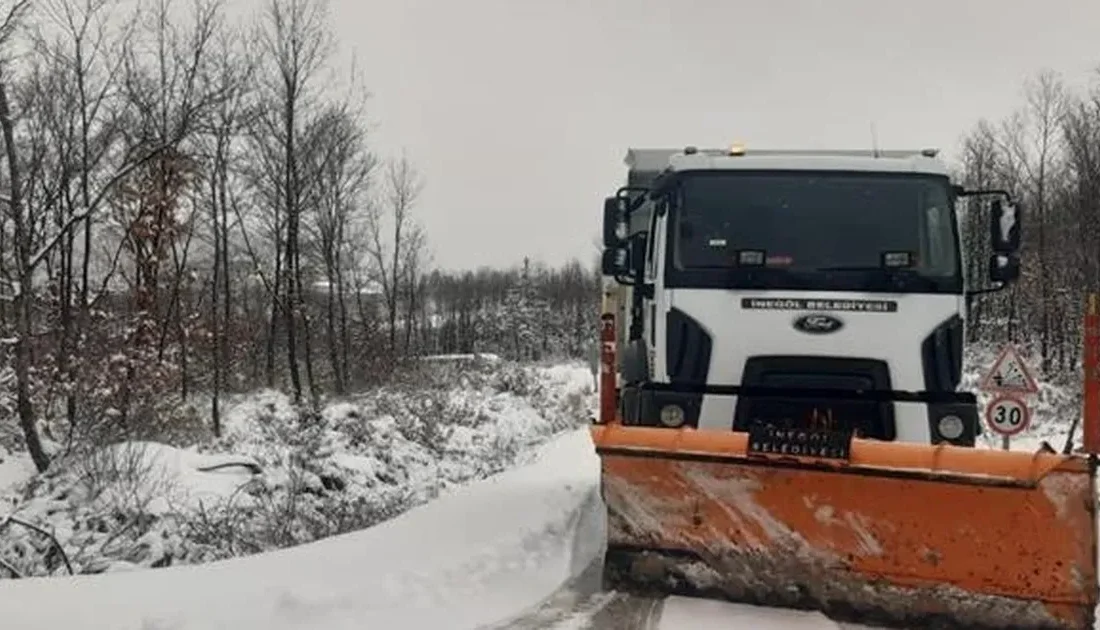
[659,404,686,427]
[937,414,965,440]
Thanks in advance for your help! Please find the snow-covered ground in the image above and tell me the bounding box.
[0,428,603,630]
[0,445,35,507]
[0,360,596,578]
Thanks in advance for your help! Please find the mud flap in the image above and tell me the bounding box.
[591,424,1099,630]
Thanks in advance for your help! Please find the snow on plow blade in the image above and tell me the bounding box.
[591,424,1099,630]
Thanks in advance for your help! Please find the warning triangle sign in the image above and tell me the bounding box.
[979,345,1039,395]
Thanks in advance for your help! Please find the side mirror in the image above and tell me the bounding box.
[603,197,624,248]
[601,247,627,276]
[601,232,650,284]
[989,253,1020,285]
[990,198,1021,254]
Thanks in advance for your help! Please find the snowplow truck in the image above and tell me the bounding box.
[591,146,1100,629]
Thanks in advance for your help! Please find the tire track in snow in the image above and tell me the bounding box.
[476,486,616,630]
[482,589,661,630]
[477,553,663,630]
[486,590,618,629]
[583,592,662,629]
[477,549,610,630]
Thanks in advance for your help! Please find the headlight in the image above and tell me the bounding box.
[937,414,965,440]
[660,404,686,428]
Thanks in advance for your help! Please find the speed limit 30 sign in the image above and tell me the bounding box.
[984,393,1031,437]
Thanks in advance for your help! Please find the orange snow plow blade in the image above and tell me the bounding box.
[591,424,1099,630]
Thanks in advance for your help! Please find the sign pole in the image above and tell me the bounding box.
[1083,293,1100,453]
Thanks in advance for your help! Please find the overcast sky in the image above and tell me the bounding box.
[325,0,1100,271]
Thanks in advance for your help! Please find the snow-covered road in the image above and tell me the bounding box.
[0,428,879,629]
[488,588,879,630]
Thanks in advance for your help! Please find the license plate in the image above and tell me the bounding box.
[747,423,854,461]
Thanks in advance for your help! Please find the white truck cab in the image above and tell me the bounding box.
[600,146,1021,446]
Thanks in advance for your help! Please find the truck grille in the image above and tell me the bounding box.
[732,356,896,441]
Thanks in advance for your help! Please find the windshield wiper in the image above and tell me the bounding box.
[815,265,916,272]
[814,265,934,291]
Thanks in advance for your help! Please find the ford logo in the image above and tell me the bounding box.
[793,313,844,334]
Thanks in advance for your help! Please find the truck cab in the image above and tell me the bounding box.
[600,146,1021,446]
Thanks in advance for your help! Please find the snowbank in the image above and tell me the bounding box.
[419,352,503,363]
[0,360,595,579]
[0,428,602,630]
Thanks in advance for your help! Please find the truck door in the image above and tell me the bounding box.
[643,201,666,379]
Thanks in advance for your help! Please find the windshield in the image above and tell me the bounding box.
[667,171,961,293]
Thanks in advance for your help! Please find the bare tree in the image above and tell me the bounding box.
[1,0,53,472]
[103,0,224,411]
[1062,74,1100,293]
[198,18,255,435]
[302,101,375,393]
[368,154,424,358]
[254,0,333,405]
[993,71,1068,369]
[401,222,428,354]
[29,0,139,436]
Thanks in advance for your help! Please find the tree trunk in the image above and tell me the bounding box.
[266,211,282,388]
[210,167,222,436]
[282,95,303,403]
[325,261,343,394]
[0,78,50,473]
[337,263,350,390]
